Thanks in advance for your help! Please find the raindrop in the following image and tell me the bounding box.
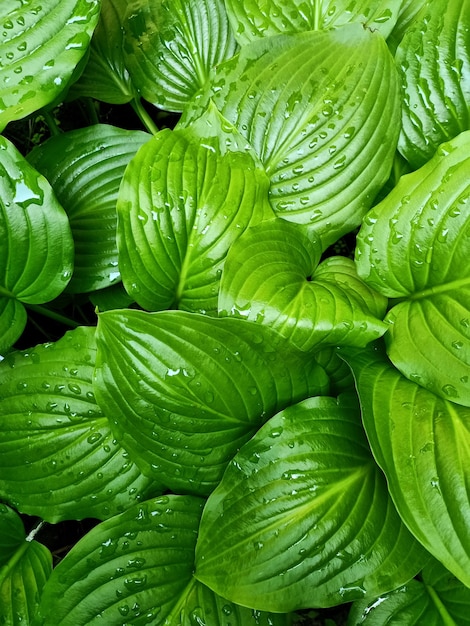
[442,384,458,398]
[87,432,102,444]
[68,383,81,395]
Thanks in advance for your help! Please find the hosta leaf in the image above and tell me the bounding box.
[348,558,470,625]
[356,131,470,406]
[0,505,52,626]
[224,0,401,44]
[122,0,238,112]
[0,137,73,355]
[117,105,273,314]
[387,0,428,53]
[70,0,137,104]
[94,309,329,496]
[219,219,387,351]
[397,0,470,168]
[0,0,100,130]
[0,326,157,523]
[89,283,135,312]
[341,344,470,586]
[313,348,355,395]
[195,395,427,611]
[28,124,150,294]
[182,23,400,249]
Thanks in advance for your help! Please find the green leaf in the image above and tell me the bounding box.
[0,137,74,355]
[0,326,157,523]
[28,124,150,294]
[94,309,330,496]
[89,283,135,312]
[313,348,355,396]
[348,558,470,625]
[117,104,273,314]
[396,0,470,168]
[122,0,238,112]
[219,219,387,351]
[341,343,470,587]
[387,0,428,53]
[182,23,401,249]
[224,0,402,44]
[69,0,137,104]
[356,131,470,406]
[0,505,52,626]
[0,0,100,130]
[195,394,427,611]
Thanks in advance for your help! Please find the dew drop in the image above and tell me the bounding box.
[442,384,458,398]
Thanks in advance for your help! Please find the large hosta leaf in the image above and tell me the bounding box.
[387,0,428,53]
[224,0,401,44]
[28,125,150,294]
[182,23,400,249]
[219,219,387,351]
[117,105,273,314]
[122,0,238,112]
[0,0,100,130]
[356,131,470,406]
[0,326,157,523]
[0,505,52,626]
[0,137,73,355]
[397,0,470,168]
[94,309,329,496]
[195,395,427,611]
[348,558,470,625]
[341,344,470,586]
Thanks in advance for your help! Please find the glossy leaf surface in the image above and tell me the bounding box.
[224,0,401,44]
[0,137,73,354]
[0,505,52,626]
[94,309,329,495]
[117,105,273,314]
[195,395,426,611]
[397,0,470,168]
[342,344,470,586]
[183,23,400,249]
[0,326,156,523]
[219,219,388,351]
[28,125,150,294]
[122,0,238,111]
[0,0,100,130]
[356,132,470,406]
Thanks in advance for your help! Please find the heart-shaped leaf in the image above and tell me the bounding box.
[182,23,400,249]
[117,104,273,314]
[94,309,329,496]
[122,0,238,112]
[348,558,470,625]
[28,124,150,294]
[396,0,470,168]
[341,343,470,587]
[0,326,157,523]
[224,0,402,44]
[0,137,73,355]
[195,394,427,611]
[219,219,387,351]
[356,131,470,406]
[0,505,52,626]
[0,0,100,130]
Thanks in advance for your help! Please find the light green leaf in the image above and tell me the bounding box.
[0,137,73,355]
[356,131,470,406]
[69,0,137,104]
[0,505,52,626]
[313,347,355,395]
[117,105,273,314]
[195,394,427,611]
[0,326,157,523]
[122,0,238,112]
[219,219,387,351]
[28,124,150,294]
[341,343,470,587]
[396,0,470,168]
[0,0,100,130]
[182,23,401,249]
[94,309,329,496]
[348,558,470,625]
[89,283,135,312]
[224,0,402,44]
[387,0,428,53]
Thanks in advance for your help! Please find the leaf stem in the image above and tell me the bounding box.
[314,0,322,29]
[42,109,61,136]
[131,98,159,135]
[26,304,80,328]
[424,583,458,625]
